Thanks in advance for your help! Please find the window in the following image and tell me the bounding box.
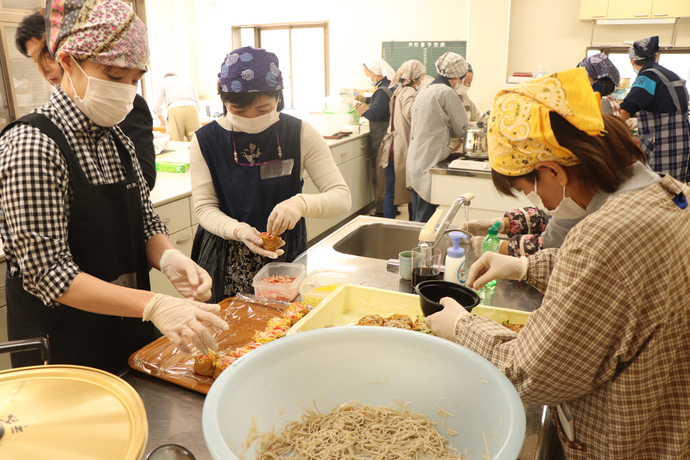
[587,46,690,102]
[232,22,329,112]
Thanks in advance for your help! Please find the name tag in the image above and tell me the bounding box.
[261,159,294,179]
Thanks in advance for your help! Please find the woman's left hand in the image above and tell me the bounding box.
[159,249,213,301]
[426,297,469,341]
[267,196,307,236]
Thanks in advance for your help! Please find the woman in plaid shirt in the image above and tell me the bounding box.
[0,0,227,374]
[428,68,690,458]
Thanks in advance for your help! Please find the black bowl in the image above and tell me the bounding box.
[415,280,481,317]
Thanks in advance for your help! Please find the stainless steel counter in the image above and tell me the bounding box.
[124,216,555,460]
[429,157,492,179]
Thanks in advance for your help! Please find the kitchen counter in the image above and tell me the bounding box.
[123,215,551,460]
[429,157,492,179]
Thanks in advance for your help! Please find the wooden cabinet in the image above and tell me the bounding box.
[651,0,690,18]
[607,0,653,18]
[580,0,609,19]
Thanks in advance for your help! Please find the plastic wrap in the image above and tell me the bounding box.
[128,294,293,394]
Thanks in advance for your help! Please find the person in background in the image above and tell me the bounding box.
[0,0,226,374]
[428,68,690,459]
[378,60,426,219]
[355,58,396,216]
[456,63,481,122]
[190,47,351,303]
[15,9,156,190]
[620,36,690,182]
[154,70,201,142]
[577,53,621,116]
[406,52,468,222]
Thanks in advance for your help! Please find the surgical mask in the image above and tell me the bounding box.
[526,176,588,219]
[633,67,639,75]
[226,108,279,134]
[67,58,137,127]
[456,85,469,96]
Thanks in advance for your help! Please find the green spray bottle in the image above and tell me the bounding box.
[482,221,502,288]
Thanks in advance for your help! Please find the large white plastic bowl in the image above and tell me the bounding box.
[203,327,525,460]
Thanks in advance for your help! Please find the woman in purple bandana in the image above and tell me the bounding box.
[190,47,351,302]
[0,0,228,374]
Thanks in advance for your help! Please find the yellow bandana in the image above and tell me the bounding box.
[488,67,605,176]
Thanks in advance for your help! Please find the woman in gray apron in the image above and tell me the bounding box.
[0,0,227,374]
[621,36,690,182]
[190,47,351,303]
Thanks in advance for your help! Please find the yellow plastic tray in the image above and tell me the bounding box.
[472,305,531,326]
[289,285,422,334]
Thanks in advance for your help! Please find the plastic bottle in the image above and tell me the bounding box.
[443,232,467,285]
[533,62,546,79]
[482,221,502,288]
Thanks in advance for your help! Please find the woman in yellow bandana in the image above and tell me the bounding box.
[427,68,690,459]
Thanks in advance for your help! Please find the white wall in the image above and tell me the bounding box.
[146,0,469,101]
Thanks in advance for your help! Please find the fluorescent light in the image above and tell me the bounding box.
[596,18,676,25]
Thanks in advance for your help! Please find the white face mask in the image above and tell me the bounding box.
[226,108,279,134]
[456,85,469,97]
[67,58,137,127]
[633,67,639,75]
[525,176,588,219]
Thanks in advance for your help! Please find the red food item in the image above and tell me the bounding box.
[263,275,296,284]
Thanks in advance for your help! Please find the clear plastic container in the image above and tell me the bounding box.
[299,269,354,307]
[253,262,306,302]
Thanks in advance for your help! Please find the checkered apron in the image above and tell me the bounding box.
[637,68,690,182]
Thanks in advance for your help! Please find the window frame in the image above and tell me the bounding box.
[231,21,330,109]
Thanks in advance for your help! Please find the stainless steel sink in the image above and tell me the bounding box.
[332,222,478,266]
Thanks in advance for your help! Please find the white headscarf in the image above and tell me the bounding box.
[364,58,396,81]
[435,52,468,79]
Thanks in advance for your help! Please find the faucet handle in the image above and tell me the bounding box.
[419,209,444,243]
[460,192,475,204]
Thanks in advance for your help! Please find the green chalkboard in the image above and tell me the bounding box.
[382,41,468,75]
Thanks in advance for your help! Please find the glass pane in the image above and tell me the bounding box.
[1,0,44,10]
[240,28,255,47]
[291,27,325,112]
[0,69,11,129]
[4,24,54,117]
[260,29,292,109]
[658,53,690,96]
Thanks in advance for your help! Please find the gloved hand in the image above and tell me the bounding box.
[471,236,485,258]
[233,224,284,259]
[143,293,229,354]
[159,249,212,301]
[625,118,638,130]
[467,252,529,290]
[267,196,307,236]
[460,218,504,237]
[426,297,469,341]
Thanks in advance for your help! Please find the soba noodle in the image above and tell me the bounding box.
[251,401,467,460]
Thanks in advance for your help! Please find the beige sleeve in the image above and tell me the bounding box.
[298,120,352,219]
[190,135,243,240]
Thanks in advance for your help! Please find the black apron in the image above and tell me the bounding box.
[1,114,159,374]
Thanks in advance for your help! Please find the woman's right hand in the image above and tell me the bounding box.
[466,252,529,289]
[143,293,230,354]
[233,224,284,259]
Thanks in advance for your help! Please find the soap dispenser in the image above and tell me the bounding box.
[443,231,467,285]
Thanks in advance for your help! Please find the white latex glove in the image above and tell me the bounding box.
[467,252,529,290]
[625,118,638,130]
[159,249,212,301]
[233,224,284,259]
[471,236,485,258]
[426,297,470,341]
[460,218,504,237]
[267,196,307,236]
[143,293,229,354]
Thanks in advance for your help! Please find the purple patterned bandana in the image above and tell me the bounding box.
[218,47,283,93]
[46,0,149,71]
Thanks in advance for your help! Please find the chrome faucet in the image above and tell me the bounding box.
[416,193,475,267]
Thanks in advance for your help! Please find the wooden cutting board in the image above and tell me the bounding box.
[128,295,290,394]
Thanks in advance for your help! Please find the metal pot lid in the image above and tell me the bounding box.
[0,365,147,460]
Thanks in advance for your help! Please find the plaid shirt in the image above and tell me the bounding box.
[0,88,167,305]
[455,174,690,459]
